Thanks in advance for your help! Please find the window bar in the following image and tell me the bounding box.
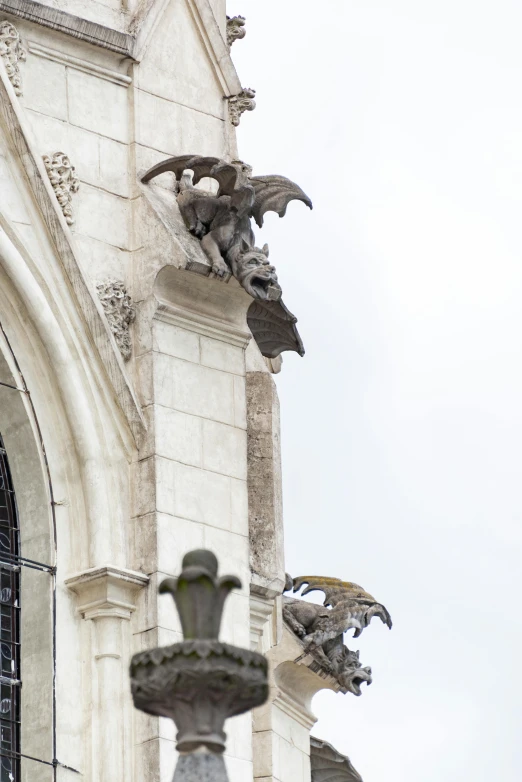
[1,320,58,781]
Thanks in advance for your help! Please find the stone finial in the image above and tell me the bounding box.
[283,575,392,696]
[228,87,256,126]
[42,152,80,225]
[0,21,26,96]
[226,15,246,48]
[96,280,135,361]
[131,550,268,781]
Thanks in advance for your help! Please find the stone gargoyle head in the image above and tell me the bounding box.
[233,242,282,301]
[335,648,373,697]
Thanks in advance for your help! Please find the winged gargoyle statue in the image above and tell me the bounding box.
[141,156,312,303]
[283,575,392,696]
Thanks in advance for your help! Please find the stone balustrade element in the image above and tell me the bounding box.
[130,549,269,782]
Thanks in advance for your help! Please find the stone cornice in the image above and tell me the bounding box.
[28,41,132,86]
[155,301,251,350]
[0,0,135,56]
[0,0,243,97]
[65,565,149,621]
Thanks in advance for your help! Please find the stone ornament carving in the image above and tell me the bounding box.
[228,87,256,126]
[226,15,246,48]
[96,280,135,361]
[283,575,392,696]
[247,299,304,358]
[42,152,80,225]
[0,20,26,96]
[310,737,363,782]
[141,155,311,357]
[130,550,268,781]
[142,156,312,298]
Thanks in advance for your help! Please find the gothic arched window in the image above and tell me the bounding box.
[0,433,21,782]
[0,422,56,782]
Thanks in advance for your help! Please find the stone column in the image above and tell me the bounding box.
[66,566,148,782]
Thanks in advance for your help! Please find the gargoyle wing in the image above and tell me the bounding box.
[141,155,240,195]
[292,575,392,642]
[249,175,313,228]
[310,737,363,782]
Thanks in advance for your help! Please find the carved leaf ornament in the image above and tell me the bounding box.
[0,21,26,96]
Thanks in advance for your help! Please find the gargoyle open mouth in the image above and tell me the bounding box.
[340,666,373,697]
[242,268,282,301]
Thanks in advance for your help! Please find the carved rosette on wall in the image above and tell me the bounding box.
[229,87,256,126]
[283,574,392,697]
[43,152,80,225]
[96,280,135,361]
[226,15,246,48]
[0,20,26,96]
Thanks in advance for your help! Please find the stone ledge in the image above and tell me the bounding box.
[0,0,136,56]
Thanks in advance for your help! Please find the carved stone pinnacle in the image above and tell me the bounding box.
[0,21,26,96]
[226,15,246,48]
[228,87,256,126]
[130,550,269,780]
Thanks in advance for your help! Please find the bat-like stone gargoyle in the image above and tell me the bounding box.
[141,156,312,301]
[283,575,392,696]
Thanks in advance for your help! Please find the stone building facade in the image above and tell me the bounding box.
[0,2,389,781]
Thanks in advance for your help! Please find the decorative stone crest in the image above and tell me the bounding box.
[283,574,392,696]
[0,21,26,96]
[226,15,246,48]
[130,550,268,781]
[96,280,135,361]
[42,152,80,225]
[228,87,256,126]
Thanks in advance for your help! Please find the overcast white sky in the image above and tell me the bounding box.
[227,1,522,779]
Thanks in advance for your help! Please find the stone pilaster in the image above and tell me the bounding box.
[133,266,256,782]
[66,566,148,782]
[253,626,341,782]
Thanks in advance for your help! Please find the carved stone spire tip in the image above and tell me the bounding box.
[131,549,268,774]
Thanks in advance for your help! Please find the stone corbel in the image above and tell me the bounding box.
[65,565,148,620]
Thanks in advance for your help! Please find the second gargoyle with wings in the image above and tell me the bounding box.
[141,156,312,302]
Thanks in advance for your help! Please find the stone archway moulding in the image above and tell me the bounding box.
[0,220,125,569]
